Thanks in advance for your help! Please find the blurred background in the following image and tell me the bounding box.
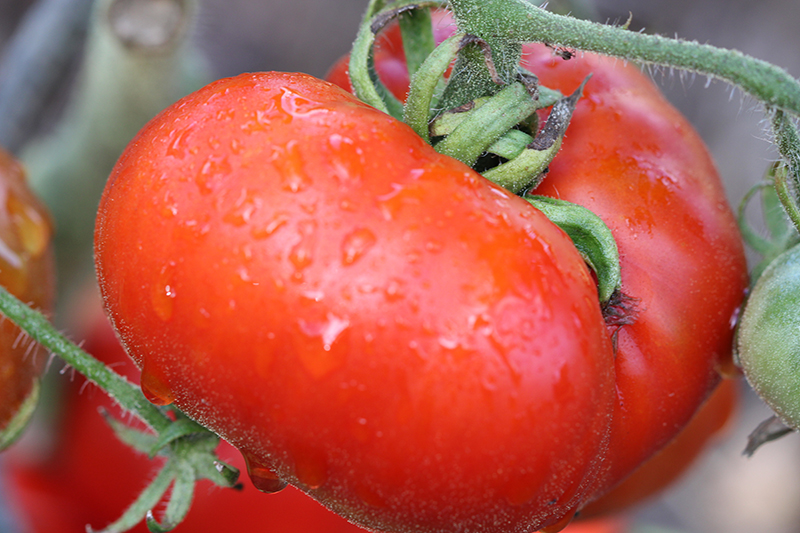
[1,0,800,532]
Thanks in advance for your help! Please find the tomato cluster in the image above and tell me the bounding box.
[92,12,747,533]
[0,147,55,450]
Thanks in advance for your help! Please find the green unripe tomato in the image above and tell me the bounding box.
[739,243,800,428]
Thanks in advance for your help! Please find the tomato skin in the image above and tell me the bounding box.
[3,292,380,533]
[95,72,617,532]
[579,377,738,518]
[522,45,749,498]
[738,244,800,429]
[0,147,55,443]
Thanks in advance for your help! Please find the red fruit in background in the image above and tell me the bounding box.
[0,146,55,450]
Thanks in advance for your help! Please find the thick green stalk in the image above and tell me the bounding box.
[447,0,800,115]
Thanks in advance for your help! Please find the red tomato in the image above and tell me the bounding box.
[580,378,738,518]
[94,72,617,532]
[521,45,748,498]
[3,290,382,533]
[0,147,55,447]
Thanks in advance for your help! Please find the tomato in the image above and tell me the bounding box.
[738,243,800,429]
[579,378,738,518]
[327,22,748,505]
[522,45,748,498]
[0,147,55,450]
[95,72,617,532]
[3,290,379,533]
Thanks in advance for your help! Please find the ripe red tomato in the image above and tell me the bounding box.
[579,377,738,518]
[521,45,748,498]
[95,72,618,532]
[0,147,55,448]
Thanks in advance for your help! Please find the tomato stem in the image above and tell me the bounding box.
[771,111,800,234]
[403,32,467,142]
[447,0,800,116]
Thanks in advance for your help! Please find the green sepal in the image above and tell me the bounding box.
[405,32,467,142]
[145,461,195,533]
[525,195,621,304]
[0,379,40,451]
[89,462,176,533]
[434,81,541,166]
[481,78,587,194]
[100,408,159,454]
[147,416,210,458]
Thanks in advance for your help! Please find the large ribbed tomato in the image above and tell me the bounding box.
[95,72,617,532]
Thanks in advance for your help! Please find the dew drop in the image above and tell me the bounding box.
[244,455,288,493]
[252,214,289,239]
[539,510,577,533]
[425,240,443,253]
[384,279,403,301]
[151,264,177,322]
[166,128,192,158]
[294,449,329,489]
[341,227,377,265]
[140,368,174,406]
[272,142,311,193]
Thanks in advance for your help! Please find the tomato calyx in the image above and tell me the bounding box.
[89,407,241,533]
[525,194,621,304]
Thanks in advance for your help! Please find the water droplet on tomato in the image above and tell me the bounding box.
[298,313,350,352]
[244,455,288,493]
[252,213,289,239]
[140,368,174,406]
[294,449,329,489]
[425,240,443,253]
[151,265,177,322]
[289,220,317,272]
[167,128,192,158]
[271,141,311,193]
[223,190,261,227]
[341,227,376,265]
[280,87,328,119]
[384,279,403,301]
[539,510,577,533]
[195,155,233,195]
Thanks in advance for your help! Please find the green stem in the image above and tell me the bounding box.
[404,32,467,142]
[349,0,445,118]
[447,0,800,115]
[0,285,170,432]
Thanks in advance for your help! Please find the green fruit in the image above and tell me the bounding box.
[739,243,800,428]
